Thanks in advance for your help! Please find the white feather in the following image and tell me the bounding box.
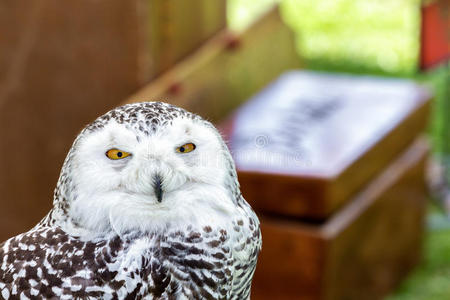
[64,117,237,237]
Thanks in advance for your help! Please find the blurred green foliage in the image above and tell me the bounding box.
[229,0,421,75]
[228,0,450,298]
[388,205,450,300]
[420,65,450,157]
[282,0,421,76]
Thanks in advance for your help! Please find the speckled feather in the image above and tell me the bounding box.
[0,102,261,299]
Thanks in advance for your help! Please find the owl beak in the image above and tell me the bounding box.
[153,174,163,203]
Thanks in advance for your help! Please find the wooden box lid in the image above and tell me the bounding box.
[222,71,431,220]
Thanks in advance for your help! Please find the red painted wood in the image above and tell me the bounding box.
[420,0,450,70]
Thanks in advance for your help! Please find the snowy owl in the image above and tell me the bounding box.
[0,102,261,299]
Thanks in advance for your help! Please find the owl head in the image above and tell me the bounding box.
[49,102,241,236]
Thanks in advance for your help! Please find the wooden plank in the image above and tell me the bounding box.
[126,6,302,123]
[324,143,428,300]
[251,138,429,300]
[147,0,227,77]
[327,86,431,217]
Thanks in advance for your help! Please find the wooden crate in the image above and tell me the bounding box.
[222,72,431,220]
[251,138,429,300]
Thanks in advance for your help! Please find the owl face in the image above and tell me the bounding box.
[59,103,239,236]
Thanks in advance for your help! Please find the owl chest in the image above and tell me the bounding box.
[111,232,235,298]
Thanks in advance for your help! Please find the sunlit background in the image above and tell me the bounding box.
[230,0,420,75]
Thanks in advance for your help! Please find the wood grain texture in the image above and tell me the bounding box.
[125,6,302,123]
[251,138,429,300]
[147,0,227,76]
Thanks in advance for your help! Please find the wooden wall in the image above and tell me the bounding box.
[126,7,302,123]
[148,0,227,75]
[0,0,143,239]
[0,0,227,240]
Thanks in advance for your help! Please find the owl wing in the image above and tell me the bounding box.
[149,227,233,299]
[0,226,137,299]
[229,199,262,299]
[137,211,261,300]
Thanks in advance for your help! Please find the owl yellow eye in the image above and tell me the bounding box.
[176,143,196,153]
[106,149,131,160]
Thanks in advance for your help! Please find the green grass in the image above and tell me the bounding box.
[388,205,450,300]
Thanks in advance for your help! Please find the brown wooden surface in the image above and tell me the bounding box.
[225,81,431,220]
[251,138,429,300]
[0,0,229,241]
[125,6,302,123]
[0,0,147,240]
[329,91,431,218]
[148,0,227,76]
